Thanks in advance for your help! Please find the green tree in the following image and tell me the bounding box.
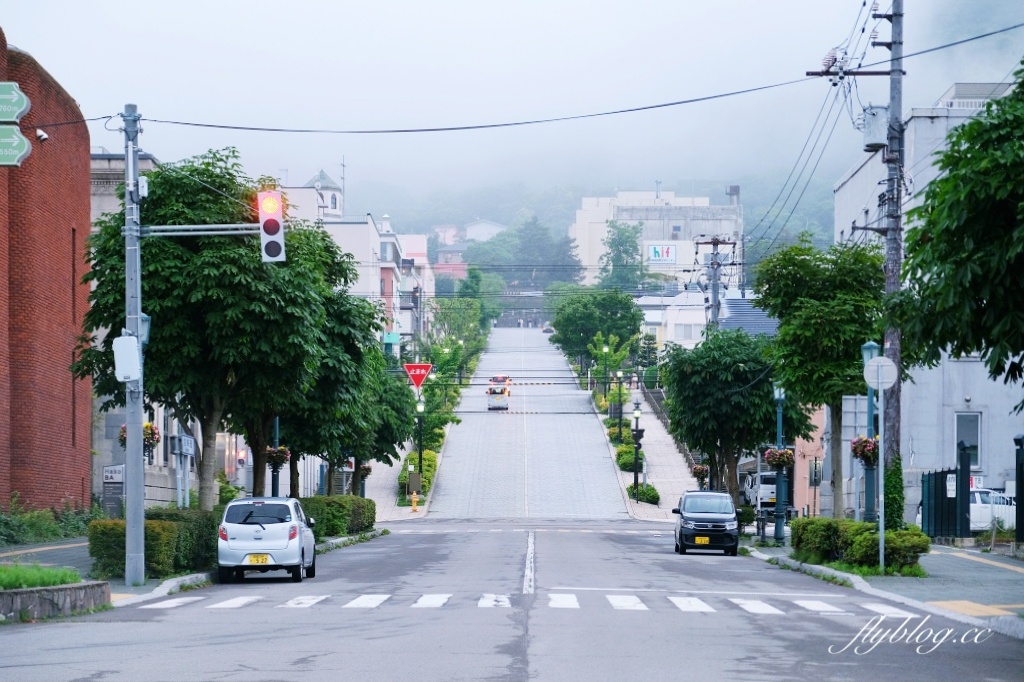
[598,221,644,290]
[549,288,644,364]
[753,235,885,518]
[891,60,1024,400]
[661,329,813,503]
[73,148,374,508]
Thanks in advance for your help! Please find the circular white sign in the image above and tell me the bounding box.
[863,356,898,390]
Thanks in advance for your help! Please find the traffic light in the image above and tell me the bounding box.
[258,190,285,262]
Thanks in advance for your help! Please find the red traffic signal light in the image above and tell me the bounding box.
[258,190,285,262]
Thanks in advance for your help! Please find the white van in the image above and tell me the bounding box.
[486,386,509,411]
[742,471,777,507]
[969,488,1016,531]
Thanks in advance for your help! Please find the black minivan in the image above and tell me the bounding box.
[672,491,740,556]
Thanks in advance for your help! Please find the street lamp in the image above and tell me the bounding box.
[416,398,425,484]
[616,370,624,439]
[773,382,787,542]
[603,344,610,399]
[861,341,881,524]
[632,400,643,502]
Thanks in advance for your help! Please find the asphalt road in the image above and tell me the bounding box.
[1,329,1020,681]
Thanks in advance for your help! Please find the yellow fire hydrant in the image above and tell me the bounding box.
[411,491,419,512]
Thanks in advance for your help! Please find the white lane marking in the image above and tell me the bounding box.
[730,599,785,615]
[207,597,263,609]
[277,595,331,609]
[523,531,535,595]
[342,595,391,609]
[668,596,715,613]
[412,594,452,608]
[140,597,206,609]
[860,603,915,618]
[548,594,580,609]
[478,594,511,608]
[607,595,648,610]
[793,600,848,614]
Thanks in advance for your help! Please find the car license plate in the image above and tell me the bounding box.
[695,537,710,545]
[769,498,776,503]
[247,554,270,564]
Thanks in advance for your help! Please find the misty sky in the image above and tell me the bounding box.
[3,1,1023,219]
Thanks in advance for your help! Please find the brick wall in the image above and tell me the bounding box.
[1,28,93,510]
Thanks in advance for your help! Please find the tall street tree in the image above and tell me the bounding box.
[661,328,813,503]
[890,59,1024,407]
[598,220,644,290]
[753,236,885,518]
[548,288,644,364]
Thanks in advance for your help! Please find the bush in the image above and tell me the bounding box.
[617,449,643,472]
[299,495,375,542]
[398,450,438,496]
[627,483,660,505]
[145,507,219,572]
[844,527,930,569]
[790,517,843,564]
[16,509,62,543]
[607,425,629,444]
[55,503,107,538]
[88,519,179,579]
[737,505,755,532]
[791,517,929,569]
[0,513,27,546]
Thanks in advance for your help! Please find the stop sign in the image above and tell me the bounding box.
[404,363,433,389]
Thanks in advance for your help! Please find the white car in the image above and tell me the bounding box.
[969,488,1016,532]
[217,497,317,583]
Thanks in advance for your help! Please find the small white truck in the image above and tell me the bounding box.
[742,471,777,508]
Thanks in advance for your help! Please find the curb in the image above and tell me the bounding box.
[112,571,214,607]
[749,549,1024,642]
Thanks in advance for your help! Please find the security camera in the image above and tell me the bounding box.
[35,129,48,143]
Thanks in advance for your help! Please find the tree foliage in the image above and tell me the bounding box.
[753,235,885,516]
[891,62,1024,397]
[548,288,644,362]
[598,221,644,290]
[662,329,813,504]
[463,217,583,289]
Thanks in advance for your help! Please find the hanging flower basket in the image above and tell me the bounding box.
[764,448,794,469]
[266,446,291,468]
[691,464,709,487]
[118,422,161,451]
[359,463,373,478]
[850,435,879,467]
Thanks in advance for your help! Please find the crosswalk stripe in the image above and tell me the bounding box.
[479,594,511,608]
[861,603,915,618]
[343,595,391,609]
[793,600,847,614]
[548,593,580,609]
[730,598,785,615]
[140,597,206,609]
[278,595,331,609]
[412,594,452,608]
[668,596,715,613]
[607,595,647,610]
[208,597,263,609]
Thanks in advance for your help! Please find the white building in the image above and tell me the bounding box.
[830,82,1018,518]
[568,188,744,287]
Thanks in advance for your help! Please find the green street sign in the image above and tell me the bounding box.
[0,83,30,123]
[0,126,31,166]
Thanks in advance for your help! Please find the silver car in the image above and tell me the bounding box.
[217,497,317,583]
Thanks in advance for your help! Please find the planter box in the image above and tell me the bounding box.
[0,581,110,622]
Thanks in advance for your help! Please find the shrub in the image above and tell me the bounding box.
[737,505,755,532]
[16,509,62,543]
[844,527,930,569]
[88,519,179,579]
[55,503,107,538]
[398,450,438,495]
[145,507,219,571]
[617,449,643,472]
[790,517,843,564]
[791,517,929,569]
[0,513,27,546]
[627,483,660,505]
[299,495,375,541]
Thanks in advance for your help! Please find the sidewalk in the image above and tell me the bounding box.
[364,441,427,523]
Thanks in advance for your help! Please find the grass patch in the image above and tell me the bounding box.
[0,564,81,590]
[175,580,211,593]
[737,547,751,557]
[823,560,927,578]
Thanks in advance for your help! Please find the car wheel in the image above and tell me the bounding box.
[291,556,304,583]
[234,568,245,582]
[217,566,233,583]
[306,553,316,579]
[676,536,686,554]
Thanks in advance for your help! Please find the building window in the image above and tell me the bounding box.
[673,323,697,340]
[331,194,337,209]
[955,412,980,469]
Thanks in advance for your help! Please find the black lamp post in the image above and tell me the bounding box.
[773,382,787,542]
[416,398,425,482]
[861,341,880,524]
[602,344,610,399]
[632,400,643,501]
[616,370,624,439]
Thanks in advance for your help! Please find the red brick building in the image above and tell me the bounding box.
[0,28,93,510]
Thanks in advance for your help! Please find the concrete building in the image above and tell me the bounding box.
[829,82,1018,520]
[0,32,93,510]
[568,188,744,287]
[464,218,507,242]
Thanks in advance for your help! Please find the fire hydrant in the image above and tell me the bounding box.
[411,491,419,512]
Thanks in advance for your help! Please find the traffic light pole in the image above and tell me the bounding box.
[122,104,146,587]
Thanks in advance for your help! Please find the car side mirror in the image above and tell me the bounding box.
[671,508,680,515]
[308,517,315,527]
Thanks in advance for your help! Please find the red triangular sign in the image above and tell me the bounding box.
[404,363,433,389]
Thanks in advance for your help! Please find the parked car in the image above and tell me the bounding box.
[969,488,1016,531]
[218,497,317,583]
[741,471,777,507]
[672,490,740,556]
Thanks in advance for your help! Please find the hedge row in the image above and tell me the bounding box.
[88,519,179,579]
[790,517,930,568]
[299,495,375,542]
[397,450,438,495]
[627,483,660,505]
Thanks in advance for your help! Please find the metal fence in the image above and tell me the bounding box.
[920,468,959,537]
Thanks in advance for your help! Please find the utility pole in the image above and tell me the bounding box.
[122,104,145,586]
[696,237,735,328]
[807,1,905,470]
